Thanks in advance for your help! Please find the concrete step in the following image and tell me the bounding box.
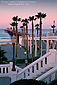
[33,67,53,79]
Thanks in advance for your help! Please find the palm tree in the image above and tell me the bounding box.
[12,16,21,62]
[35,24,40,36]
[51,25,56,35]
[35,12,46,57]
[22,23,26,48]
[20,26,24,34]
[23,23,26,34]
[10,22,16,35]
[29,16,36,62]
[21,19,29,60]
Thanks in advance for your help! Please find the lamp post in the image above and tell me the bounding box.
[11,35,16,71]
[24,52,28,66]
[20,45,21,58]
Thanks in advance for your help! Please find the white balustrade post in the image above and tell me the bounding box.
[35,39,37,57]
[46,32,49,53]
[34,64,37,75]
[46,40,49,53]
[43,58,45,67]
[11,71,17,83]
[25,70,28,79]
[30,67,32,77]
[9,62,13,72]
[1,67,3,74]
[49,49,56,65]
[5,67,6,73]
[38,62,41,70]
[30,40,32,54]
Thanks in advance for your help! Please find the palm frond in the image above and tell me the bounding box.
[35,24,39,27]
[10,22,16,26]
[51,25,56,28]
[18,18,21,21]
[20,26,23,28]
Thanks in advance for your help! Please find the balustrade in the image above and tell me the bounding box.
[17,49,56,80]
[0,62,22,75]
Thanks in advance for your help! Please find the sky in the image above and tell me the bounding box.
[0,0,57,29]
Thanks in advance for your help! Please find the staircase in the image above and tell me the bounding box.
[16,49,57,82]
[36,65,57,83]
[0,49,57,84]
[33,67,53,79]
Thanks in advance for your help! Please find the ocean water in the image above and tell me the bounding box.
[0,29,57,45]
[0,29,11,45]
[18,28,57,35]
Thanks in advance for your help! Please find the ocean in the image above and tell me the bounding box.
[0,29,11,45]
[0,29,57,45]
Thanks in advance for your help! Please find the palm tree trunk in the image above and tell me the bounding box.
[15,21,17,64]
[39,17,42,57]
[37,30,38,36]
[53,28,54,36]
[26,24,29,59]
[53,28,54,33]
[24,27,25,34]
[24,27,25,47]
[32,20,34,62]
[13,26,15,35]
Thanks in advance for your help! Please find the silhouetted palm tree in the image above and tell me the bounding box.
[35,12,46,57]
[12,16,21,62]
[51,25,56,35]
[20,26,24,34]
[10,22,16,35]
[21,19,29,60]
[22,23,26,47]
[35,24,40,36]
[29,16,36,62]
[23,23,26,34]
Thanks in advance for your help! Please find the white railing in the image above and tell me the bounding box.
[28,34,57,41]
[16,49,57,80]
[15,65,22,73]
[0,64,10,76]
[0,62,22,83]
[0,62,22,77]
[36,65,57,83]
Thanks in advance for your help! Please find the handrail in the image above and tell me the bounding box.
[17,52,51,77]
[36,65,57,80]
[0,62,22,74]
[16,49,56,80]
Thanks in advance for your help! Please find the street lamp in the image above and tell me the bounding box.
[20,45,21,58]
[24,52,28,66]
[11,35,16,71]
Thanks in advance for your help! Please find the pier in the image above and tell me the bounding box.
[5,28,57,57]
[19,32,57,57]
